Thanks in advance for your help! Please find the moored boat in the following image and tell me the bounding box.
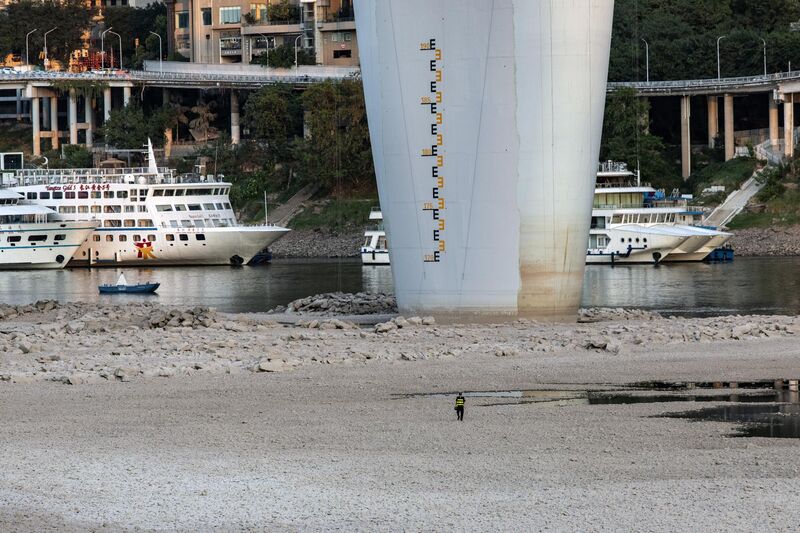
[99,273,159,294]
[361,207,390,265]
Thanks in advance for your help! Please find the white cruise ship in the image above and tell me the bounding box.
[0,189,96,269]
[2,150,289,267]
[587,162,730,264]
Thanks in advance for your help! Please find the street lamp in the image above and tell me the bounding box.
[25,29,38,67]
[108,30,123,70]
[149,31,163,74]
[717,35,726,80]
[101,27,113,69]
[641,38,650,82]
[43,27,57,68]
[760,38,767,76]
[255,33,272,66]
[294,34,303,69]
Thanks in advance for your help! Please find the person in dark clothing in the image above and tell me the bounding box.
[455,393,465,421]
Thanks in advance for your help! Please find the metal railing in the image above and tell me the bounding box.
[609,69,800,94]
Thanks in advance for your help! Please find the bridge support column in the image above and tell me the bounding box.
[230,91,240,145]
[123,86,131,107]
[680,95,691,179]
[724,94,734,161]
[31,96,40,156]
[85,96,94,147]
[103,87,112,122]
[50,95,59,150]
[707,96,719,148]
[68,89,78,145]
[769,95,780,149]
[785,94,794,158]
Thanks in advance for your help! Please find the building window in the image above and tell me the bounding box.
[201,7,212,26]
[333,50,352,59]
[250,3,267,21]
[220,6,241,24]
[176,11,189,29]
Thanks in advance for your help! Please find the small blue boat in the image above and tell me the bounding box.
[99,274,159,294]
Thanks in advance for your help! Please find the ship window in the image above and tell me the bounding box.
[138,219,153,226]
[377,236,387,249]
[147,235,157,241]
[59,206,76,214]
[91,206,101,213]
[181,220,192,227]
[225,203,232,209]
[117,191,128,199]
[53,191,63,199]
[39,192,50,200]
[130,189,137,197]
[215,203,224,210]
[165,190,175,196]
[635,238,640,243]
[196,234,206,241]
[156,205,172,212]
[104,220,122,227]
[169,220,179,228]
[104,205,122,213]
[54,234,66,241]
[203,203,214,210]
[175,189,185,196]
[91,191,101,199]
[138,206,147,212]
[166,234,175,241]
[188,204,202,211]
[133,234,141,241]
[124,219,136,227]
[105,235,114,242]
[78,191,89,199]
[78,206,89,213]
[195,220,205,228]
[119,235,127,242]
[104,191,114,198]
[27,235,47,242]
[363,237,371,247]
[65,191,76,199]
[26,192,36,199]
[153,189,164,196]
[8,236,21,243]
[179,234,189,241]
[92,235,101,242]
[175,204,187,212]
[139,190,147,197]
[620,238,624,243]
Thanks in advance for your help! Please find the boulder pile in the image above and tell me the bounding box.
[281,292,397,316]
[0,300,59,320]
[147,307,219,329]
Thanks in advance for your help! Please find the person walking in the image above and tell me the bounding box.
[455,392,465,421]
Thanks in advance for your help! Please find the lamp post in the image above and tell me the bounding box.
[717,35,726,80]
[294,34,303,69]
[641,38,649,82]
[108,30,122,70]
[149,31,163,73]
[101,27,113,69]
[25,29,38,67]
[255,33,271,66]
[43,27,57,68]
[760,38,767,76]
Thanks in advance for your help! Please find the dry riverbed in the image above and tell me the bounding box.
[2,298,800,530]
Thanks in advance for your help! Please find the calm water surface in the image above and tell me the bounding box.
[0,257,798,316]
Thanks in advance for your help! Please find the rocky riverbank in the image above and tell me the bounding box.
[270,229,363,258]
[730,225,800,256]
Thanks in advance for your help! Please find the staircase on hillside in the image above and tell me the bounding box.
[268,183,321,227]
[703,169,766,228]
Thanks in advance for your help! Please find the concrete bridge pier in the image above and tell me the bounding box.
[680,95,691,179]
[103,87,112,122]
[724,94,734,161]
[31,96,40,156]
[785,94,794,158]
[230,91,240,145]
[49,96,59,150]
[769,95,780,148]
[123,86,131,107]
[707,95,719,148]
[85,96,94,147]
[68,89,78,145]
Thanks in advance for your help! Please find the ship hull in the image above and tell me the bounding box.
[0,221,96,270]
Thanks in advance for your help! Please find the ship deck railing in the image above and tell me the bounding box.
[0,168,234,187]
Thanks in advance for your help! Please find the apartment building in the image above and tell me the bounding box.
[166,0,357,67]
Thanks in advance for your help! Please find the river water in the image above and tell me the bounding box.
[0,257,797,316]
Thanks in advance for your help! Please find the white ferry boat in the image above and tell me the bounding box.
[3,149,289,267]
[587,162,730,264]
[361,207,389,265]
[0,189,96,269]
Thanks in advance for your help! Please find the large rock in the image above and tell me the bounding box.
[66,320,85,334]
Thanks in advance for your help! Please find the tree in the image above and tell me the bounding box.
[243,85,301,160]
[168,97,190,143]
[101,103,168,149]
[189,100,218,143]
[256,44,316,68]
[102,4,167,69]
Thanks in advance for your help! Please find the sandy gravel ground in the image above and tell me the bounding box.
[2,305,800,531]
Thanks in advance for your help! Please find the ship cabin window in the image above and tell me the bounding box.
[153,189,164,197]
[124,220,136,227]
[39,192,50,200]
[133,234,141,241]
[215,203,224,210]
[225,203,232,209]
[203,203,214,210]
[181,220,192,227]
[179,234,189,241]
[620,238,625,243]
[117,191,128,199]
[93,235,101,242]
[156,205,172,212]
[103,191,113,199]
[118,235,127,242]
[377,236,387,249]
[363,237,371,247]
[125,206,135,213]
[59,206,76,214]
[175,189,185,196]
[104,220,121,228]
[104,205,122,213]
[174,205,187,212]
[105,235,114,242]
[137,206,147,213]
[91,206,101,213]
[91,191,102,199]
[7,236,21,243]
[165,190,175,196]
[643,238,648,243]
[130,190,138,198]
[26,192,36,199]
[147,235,157,242]
[169,220,179,228]
[53,191,63,199]
[78,206,89,214]
[65,191,76,199]
[138,219,153,227]
[188,204,202,211]
[196,234,206,241]
[166,234,175,241]
[28,235,47,242]
[78,191,89,199]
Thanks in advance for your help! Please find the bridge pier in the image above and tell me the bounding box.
[231,91,240,145]
[769,95,780,149]
[69,89,78,145]
[724,94,734,161]
[85,96,94,147]
[123,86,131,107]
[785,94,794,158]
[707,96,718,148]
[31,96,40,156]
[680,95,691,179]
[50,96,59,150]
[103,87,112,122]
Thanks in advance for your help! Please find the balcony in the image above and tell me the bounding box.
[220,37,243,56]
